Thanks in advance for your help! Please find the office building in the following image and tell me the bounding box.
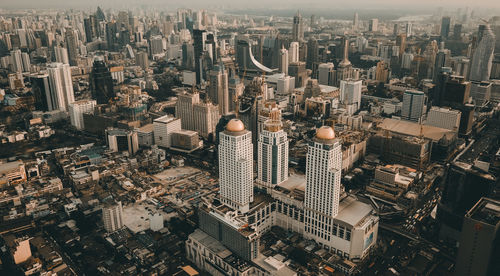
[193,100,220,139]
[153,115,181,148]
[90,58,114,104]
[257,109,288,188]
[340,79,362,114]
[288,61,307,87]
[469,25,495,82]
[318,63,335,86]
[30,73,51,111]
[135,51,149,70]
[10,49,23,72]
[470,81,492,106]
[292,11,304,41]
[175,90,200,130]
[218,119,253,213]
[454,24,463,40]
[54,46,69,64]
[65,27,79,66]
[353,13,359,31]
[47,62,74,112]
[170,130,201,151]
[106,128,139,155]
[455,197,500,276]
[369,19,378,32]
[69,100,96,130]
[440,17,451,39]
[425,106,461,131]
[207,63,230,115]
[401,90,426,122]
[102,201,124,233]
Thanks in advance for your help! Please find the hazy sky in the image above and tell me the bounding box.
[1,0,500,10]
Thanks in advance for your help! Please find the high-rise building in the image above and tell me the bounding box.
[153,115,181,148]
[54,46,69,64]
[318,63,335,86]
[470,81,492,106]
[340,79,362,114]
[288,41,300,63]
[440,16,451,39]
[193,100,220,140]
[401,90,426,122]
[29,73,51,111]
[65,27,79,66]
[454,24,463,40]
[149,35,164,56]
[175,90,200,130]
[292,11,304,41]
[21,52,30,72]
[90,58,114,104]
[425,106,461,131]
[9,49,23,72]
[69,100,96,130]
[405,22,413,37]
[306,38,319,71]
[47,62,75,112]
[102,201,124,233]
[193,29,206,84]
[106,21,118,51]
[207,63,230,115]
[469,25,495,82]
[135,51,149,70]
[369,19,378,32]
[288,61,307,87]
[218,119,253,213]
[304,126,342,239]
[353,13,359,31]
[257,108,288,188]
[455,197,500,276]
[279,47,289,75]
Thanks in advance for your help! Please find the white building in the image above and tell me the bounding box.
[425,106,461,131]
[289,41,299,63]
[401,90,426,123]
[153,115,181,148]
[102,201,124,233]
[54,46,69,64]
[340,79,362,114]
[257,116,288,188]
[47,62,74,112]
[304,127,343,241]
[10,49,23,73]
[279,47,289,75]
[218,119,253,213]
[69,100,96,130]
[149,212,164,231]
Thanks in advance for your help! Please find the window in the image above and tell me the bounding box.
[346,230,351,241]
[333,224,338,236]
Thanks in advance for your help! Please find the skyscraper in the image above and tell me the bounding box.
[54,46,69,64]
[208,63,230,115]
[193,29,206,84]
[47,62,74,112]
[30,73,51,111]
[369,19,378,32]
[469,24,495,82]
[193,100,220,140]
[292,11,304,41]
[90,58,114,104]
[455,197,500,276]
[9,49,23,72]
[279,46,289,75]
[304,126,342,240]
[402,90,426,122]
[218,119,253,213]
[257,108,288,188]
[288,41,300,63]
[175,90,200,130]
[69,100,96,130]
[65,27,79,66]
[353,13,359,31]
[340,79,362,114]
[440,16,451,40]
[318,63,335,86]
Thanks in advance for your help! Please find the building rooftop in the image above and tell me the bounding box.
[153,115,178,124]
[335,195,374,228]
[378,118,455,141]
[467,197,500,227]
[0,160,24,174]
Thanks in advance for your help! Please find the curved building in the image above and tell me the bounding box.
[236,38,274,74]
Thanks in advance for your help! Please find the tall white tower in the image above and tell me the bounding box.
[218,119,253,213]
[279,47,289,75]
[257,109,288,188]
[47,62,74,112]
[304,126,342,243]
[289,42,300,63]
